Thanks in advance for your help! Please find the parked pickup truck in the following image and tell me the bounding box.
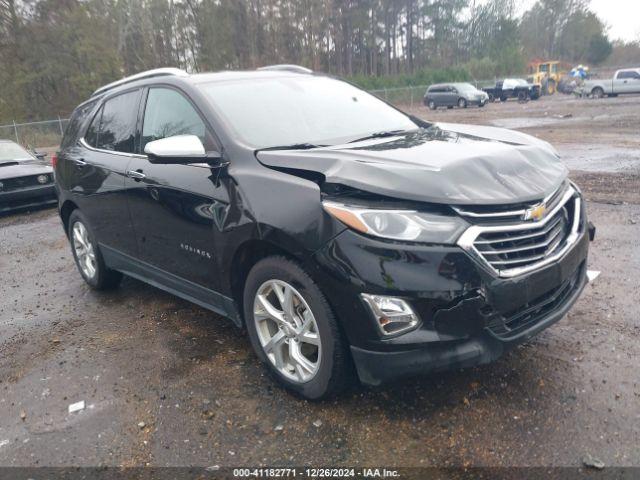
[583,68,640,98]
[482,78,541,102]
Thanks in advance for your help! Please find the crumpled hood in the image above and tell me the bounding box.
[0,160,52,180]
[256,123,567,205]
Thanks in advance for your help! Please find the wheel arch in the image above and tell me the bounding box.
[228,238,308,325]
[60,199,79,236]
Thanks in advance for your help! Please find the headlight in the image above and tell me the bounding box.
[322,201,468,244]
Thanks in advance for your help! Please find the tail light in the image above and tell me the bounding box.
[51,153,58,168]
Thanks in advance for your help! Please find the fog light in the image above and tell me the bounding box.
[37,174,49,184]
[361,294,420,336]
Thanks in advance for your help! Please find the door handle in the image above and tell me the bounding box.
[126,169,146,181]
[75,158,87,167]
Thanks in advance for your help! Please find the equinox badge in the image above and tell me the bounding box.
[524,203,547,221]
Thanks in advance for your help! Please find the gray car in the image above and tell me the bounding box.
[0,140,56,213]
[424,82,489,110]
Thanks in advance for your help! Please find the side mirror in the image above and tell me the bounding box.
[144,135,221,165]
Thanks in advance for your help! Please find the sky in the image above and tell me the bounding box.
[514,0,640,42]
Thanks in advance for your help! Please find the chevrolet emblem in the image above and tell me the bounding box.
[524,203,546,221]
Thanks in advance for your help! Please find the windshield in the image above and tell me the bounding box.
[197,76,417,148]
[0,142,33,162]
[456,83,477,93]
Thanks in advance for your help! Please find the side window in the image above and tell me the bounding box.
[84,106,102,148]
[141,88,208,152]
[96,90,141,153]
[62,101,97,149]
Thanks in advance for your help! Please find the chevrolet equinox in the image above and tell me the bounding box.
[55,66,594,399]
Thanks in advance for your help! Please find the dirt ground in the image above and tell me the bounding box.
[0,94,638,469]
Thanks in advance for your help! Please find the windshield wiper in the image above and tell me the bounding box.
[347,129,409,144]
[260,142,327,151]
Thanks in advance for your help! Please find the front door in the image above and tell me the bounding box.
[125,86,230,292]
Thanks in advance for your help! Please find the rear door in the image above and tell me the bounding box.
[125,86,231,292]
[70,89,142,256]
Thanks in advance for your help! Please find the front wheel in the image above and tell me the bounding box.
[427,99,437,110]
[458,98,468,108]
[243,256,351,399]
[68,210,122,290]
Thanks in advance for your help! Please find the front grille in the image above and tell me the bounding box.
[457,185,581,277]
[488,263,584,339]
[474,204,571,270]
[1,175,49,192]
[453,181,568,224]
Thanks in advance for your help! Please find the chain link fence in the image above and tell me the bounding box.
[0,118,69,151]
[369,80,495,108]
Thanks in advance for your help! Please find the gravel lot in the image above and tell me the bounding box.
[0,94,638,469]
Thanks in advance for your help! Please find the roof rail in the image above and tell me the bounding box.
[257,64,313,74]
[92,68,189,97]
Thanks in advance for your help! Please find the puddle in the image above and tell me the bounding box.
[490,116,587,129]
[558,144,640,173]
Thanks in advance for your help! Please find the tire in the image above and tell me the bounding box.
[427,99,437,110]
[591,87,604,99]
[517,90,528,102]
[547,79,556,95]
[457,98,467,108]
[68,210,122,290]
[243,256,351,400]
[487,93,495,103]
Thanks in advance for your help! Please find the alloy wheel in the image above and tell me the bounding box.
[72,221,97,279]
[253,280,322,383]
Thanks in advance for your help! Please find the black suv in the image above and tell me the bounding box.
[55,66,594,399]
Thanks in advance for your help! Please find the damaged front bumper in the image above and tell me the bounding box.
[312,220,592,386]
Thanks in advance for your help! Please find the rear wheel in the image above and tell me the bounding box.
[68,210,122,290]
[592,87,604,99]
[458,98,467,108]
[243,256,351,400]
[517,90,528,102]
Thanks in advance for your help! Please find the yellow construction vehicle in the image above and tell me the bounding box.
[527,60,567,95]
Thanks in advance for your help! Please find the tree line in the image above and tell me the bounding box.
[0,0,627,123]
